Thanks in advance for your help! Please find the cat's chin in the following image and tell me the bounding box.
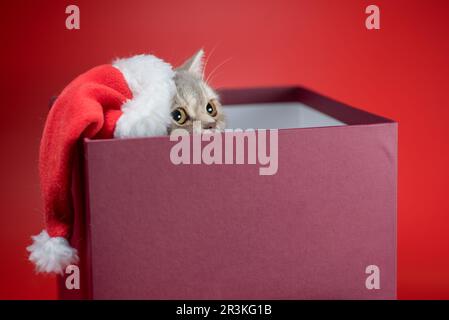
[202,129,222,134]
[193,127,226,135]
[167,122,226,136]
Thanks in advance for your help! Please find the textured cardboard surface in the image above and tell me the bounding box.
[60,87,397,299]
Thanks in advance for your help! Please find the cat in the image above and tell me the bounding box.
[169,49,226,134]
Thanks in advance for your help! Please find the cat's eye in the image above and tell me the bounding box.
[171,107,188,125]
[206,102,217,117]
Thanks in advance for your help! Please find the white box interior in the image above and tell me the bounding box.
[223,102,346,129]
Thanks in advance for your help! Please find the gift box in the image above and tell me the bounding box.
[59,86,397,299]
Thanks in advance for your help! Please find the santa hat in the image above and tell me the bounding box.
[27,54,176,274]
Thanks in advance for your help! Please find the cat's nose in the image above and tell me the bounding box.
[203,122,216,130]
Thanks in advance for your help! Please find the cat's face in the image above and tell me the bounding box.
[169,50,225,134]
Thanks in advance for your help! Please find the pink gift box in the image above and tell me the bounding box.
[59,87,397,299]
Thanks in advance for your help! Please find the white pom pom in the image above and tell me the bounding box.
[27,230,79,274]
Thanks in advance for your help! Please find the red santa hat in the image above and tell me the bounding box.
[27,54,176,274]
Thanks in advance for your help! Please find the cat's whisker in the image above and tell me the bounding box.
[206,57,232,85]
[207,71,222,85]
[206,57,232,84]
[202,45,218,82]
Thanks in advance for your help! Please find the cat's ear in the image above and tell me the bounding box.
[177,49,204,77]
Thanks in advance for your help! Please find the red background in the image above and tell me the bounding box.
[1,0,448,299]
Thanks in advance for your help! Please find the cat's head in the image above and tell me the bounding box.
[169,50,225,134]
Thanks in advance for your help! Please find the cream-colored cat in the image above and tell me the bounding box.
[169,50,226,134]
